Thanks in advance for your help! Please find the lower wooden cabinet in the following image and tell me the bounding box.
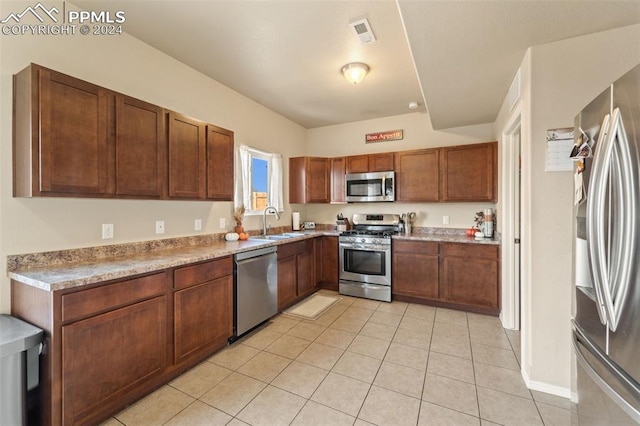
[316,236,338,290]
[277,239,316,310]
[392,240,439,299]
[173,257,233,364]
[440,243,499,313]
[392,240,500,315]
[62,295,168,425]
[10,258,234,426]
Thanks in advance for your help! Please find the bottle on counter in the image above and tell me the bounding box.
[484,208,494,238]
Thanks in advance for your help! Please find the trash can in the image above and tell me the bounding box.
[0,315,43,426]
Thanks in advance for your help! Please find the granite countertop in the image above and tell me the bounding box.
[7,227,497,292]
[7,231,330,292]
[394,233,500,245]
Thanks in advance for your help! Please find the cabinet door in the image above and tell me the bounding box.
[39,67,113,195]
[206,125,234,200]
[392,241,439,299]
[278,256,297,309]
[395,149,439,201]
[306,157,330,203]
[297,250,314,296]
[440,142,496,202]
[369,153,394,172]
[174,275,232,363]
[289,157,306,204]
[321,236,339,287]
[346,155,369,174]
[115,95,166,197]
[330,157,346,203]
[62,296,167,425]
[168,112,206,199]
[441,256,499,309]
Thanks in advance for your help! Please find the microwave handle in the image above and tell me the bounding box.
[381,175,386,194]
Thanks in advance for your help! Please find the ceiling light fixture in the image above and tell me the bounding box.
[341,62,370,84]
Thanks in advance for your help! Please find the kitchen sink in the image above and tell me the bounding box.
[250,232,306,241]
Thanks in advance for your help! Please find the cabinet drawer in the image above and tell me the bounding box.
[393,240,438,255]
[441,243,498,260]
[277,240,312,259]
[174,256,232,290]
[61,272,169,323]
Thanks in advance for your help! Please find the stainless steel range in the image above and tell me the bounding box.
[339,213,401,302]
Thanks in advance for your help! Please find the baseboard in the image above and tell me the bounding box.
[521,368,572,399]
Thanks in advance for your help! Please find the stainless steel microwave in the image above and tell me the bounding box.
[345,171,395,202]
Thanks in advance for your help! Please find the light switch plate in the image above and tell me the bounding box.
[155,220,165,234]
[442,216,450,225]
[219,218,225,229]
[195,219,202,231]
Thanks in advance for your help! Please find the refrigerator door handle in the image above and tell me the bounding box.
[600,108,636,332]
[586,113,612,326]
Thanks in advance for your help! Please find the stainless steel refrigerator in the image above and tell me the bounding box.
[572,63,640,424]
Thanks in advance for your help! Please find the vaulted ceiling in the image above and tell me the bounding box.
[73,0,640,130]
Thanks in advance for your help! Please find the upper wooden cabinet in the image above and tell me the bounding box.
[206,125,234,201]
[440,142,497,202]
[394,149,439,202]
[115,95,166,197]
[13,63,233,201]
[14,64,114,197]
[168,112,206,199]
[289,157,330,203]
[330,157,346,203]
[346,152,394,174]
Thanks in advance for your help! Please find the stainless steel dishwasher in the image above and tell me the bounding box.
[233,246,278,338]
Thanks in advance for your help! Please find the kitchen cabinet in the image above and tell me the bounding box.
[314,236,339,290]
[394,149,440,201]
[440,243,500,315]
[277,239,316,310]
[173,257,233,364]
[346,153,394,173]
[392,240,439,300]
[11,272,172,426]
[440,142,497,202]
[168,112,207,199]
[206,125,234,201]
[330,157,346,203]
[115,95,167,197]
[289,157,330,204]
[13,64,113,197]
[13,63,233,201]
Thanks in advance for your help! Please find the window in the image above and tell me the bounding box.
[235,144,283,214]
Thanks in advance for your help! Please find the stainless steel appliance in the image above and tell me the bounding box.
[572,63,640,424]
[345,171,395,202]
[233,246,278,338]
[339,213,401,302]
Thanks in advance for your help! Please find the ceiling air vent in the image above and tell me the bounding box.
[349,18,376,44]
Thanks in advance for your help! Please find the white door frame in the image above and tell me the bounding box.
[500,105,522,330]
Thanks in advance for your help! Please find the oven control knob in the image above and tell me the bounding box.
[360,238,366,243]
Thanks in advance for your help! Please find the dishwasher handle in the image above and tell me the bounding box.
[235,246,277,262]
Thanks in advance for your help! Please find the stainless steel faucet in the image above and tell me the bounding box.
[263,206,280,235]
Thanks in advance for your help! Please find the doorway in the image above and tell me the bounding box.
[501,114,522,330]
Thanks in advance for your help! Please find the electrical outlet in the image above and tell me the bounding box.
[442,216,450,225]
[195,219,202,231]
[102,223,114,239]
[155,220,165,234]
[219,218,225,229]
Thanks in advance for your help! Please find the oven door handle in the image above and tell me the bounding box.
[339,243,390,251]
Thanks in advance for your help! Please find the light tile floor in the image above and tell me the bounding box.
[102,290,571,426]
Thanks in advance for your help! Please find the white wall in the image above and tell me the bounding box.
[0,1,306,313]
[304,112,496,227]
[494,23,640,395]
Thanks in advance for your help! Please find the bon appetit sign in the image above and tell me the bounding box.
[365,129,403,143]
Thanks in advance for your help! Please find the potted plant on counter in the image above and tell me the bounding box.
[234,205,246,234]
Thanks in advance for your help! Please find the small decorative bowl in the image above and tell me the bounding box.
[225,232,239,241]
